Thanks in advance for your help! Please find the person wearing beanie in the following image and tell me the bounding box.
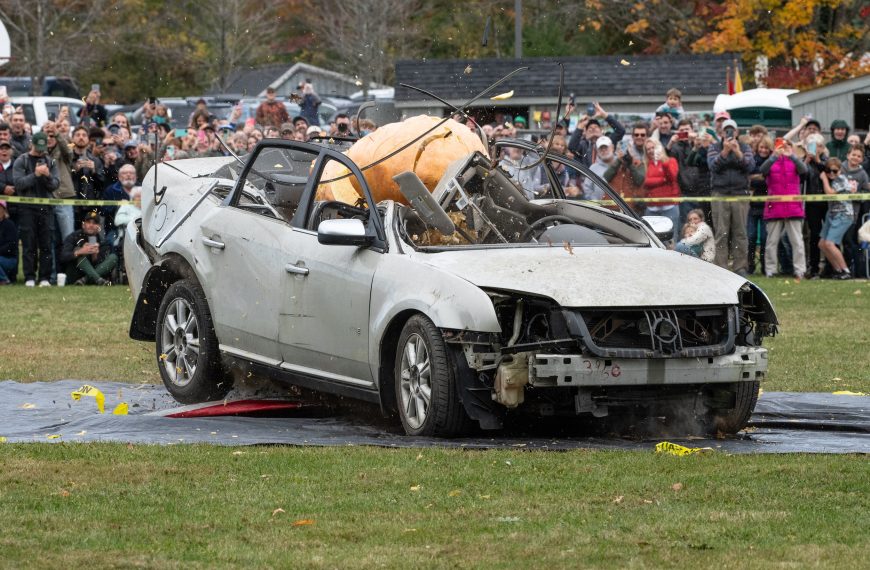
[826,119,851,161]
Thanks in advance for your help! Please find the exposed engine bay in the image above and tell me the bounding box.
[393,151,650,248]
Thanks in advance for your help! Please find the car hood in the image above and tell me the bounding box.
[415,246,747,307]
[162,156,236,178]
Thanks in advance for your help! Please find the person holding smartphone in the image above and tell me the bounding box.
[77,88,108,128]
[70,126,106,226]
[706,119,755,276]
[59,210,117,285]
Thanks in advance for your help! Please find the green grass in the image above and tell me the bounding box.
[0,445,867,569]
[1,276,868,392]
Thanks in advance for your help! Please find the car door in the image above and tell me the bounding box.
[277,152,387,388]
[197,200,288,364]
[278,227,380,387]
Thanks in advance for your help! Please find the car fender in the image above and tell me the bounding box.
[368,253,501,383]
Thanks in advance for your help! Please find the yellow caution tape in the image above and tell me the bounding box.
[655,441,714,456]
[1,196,133,206]
[595,193,870,205]
[112,402,129,415]
[832,390,867,396]
[71,384,106,414]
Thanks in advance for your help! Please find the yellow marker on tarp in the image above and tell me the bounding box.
[71,384,106,414]
[46,434,61,440]
[655,442,714,456]
[832,391,867,396]
[112,402,129,415]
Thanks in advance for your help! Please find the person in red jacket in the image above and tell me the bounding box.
[642,138,681,242]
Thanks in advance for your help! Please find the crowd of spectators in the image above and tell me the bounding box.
[0,81,358,287]
[1,81,869,286]
[481,88,870,281]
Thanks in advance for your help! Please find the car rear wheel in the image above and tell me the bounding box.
[156,279,231,404]
[710,380,760,434]
[395,315,470,437]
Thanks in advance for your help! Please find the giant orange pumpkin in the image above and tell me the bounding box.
[317,115,488,205]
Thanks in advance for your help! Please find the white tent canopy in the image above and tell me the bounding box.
[713,88,799,112]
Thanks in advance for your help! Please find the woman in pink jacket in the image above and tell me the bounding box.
[760,139,808,279]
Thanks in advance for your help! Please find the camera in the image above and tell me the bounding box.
[337,123,349,133]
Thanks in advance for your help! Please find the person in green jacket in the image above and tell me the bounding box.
[826,119,851,161]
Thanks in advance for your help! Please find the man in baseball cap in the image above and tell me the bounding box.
[59,210,117,285]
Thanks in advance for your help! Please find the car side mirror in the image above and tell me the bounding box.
[642,215,674,242]
[317,218,373,247]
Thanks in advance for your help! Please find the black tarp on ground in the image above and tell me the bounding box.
[0,380,867,453]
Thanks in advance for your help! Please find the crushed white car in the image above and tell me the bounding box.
[125,131,777,436]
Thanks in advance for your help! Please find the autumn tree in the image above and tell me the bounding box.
[691,0,870,89]
[301,0,425,92]
[0,0,110,94]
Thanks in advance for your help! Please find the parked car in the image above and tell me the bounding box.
[11,96,85,132]
[124,98,233,130]
[124,134,777,437]
[0,76,80,98]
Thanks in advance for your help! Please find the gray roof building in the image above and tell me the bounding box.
[788,73,870,133]
[210,62,378,99]
[394,53,740,121]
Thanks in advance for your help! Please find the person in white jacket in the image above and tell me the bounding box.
[675,208,715,262]
[113,186,141,249]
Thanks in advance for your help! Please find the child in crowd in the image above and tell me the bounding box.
[675,208,715,262]
[679,223,703,257]
[818,157,857,279]
[655,88,685,122]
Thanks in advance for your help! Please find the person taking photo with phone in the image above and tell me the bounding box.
[13,132,60,287]
[70,126,106,226]
[707,119,754,276]
[59,210,117,285]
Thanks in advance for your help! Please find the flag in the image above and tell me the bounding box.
[726,66,734,95]
[734,63,743,93]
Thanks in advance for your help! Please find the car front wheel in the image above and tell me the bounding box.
[156,279,231,404]
[394,315,470,437]
[710,380,760,434]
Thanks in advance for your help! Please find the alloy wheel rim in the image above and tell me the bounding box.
[399,333,431,429]
[159,298,200,387]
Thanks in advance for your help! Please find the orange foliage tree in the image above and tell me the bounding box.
[690,0,870,89]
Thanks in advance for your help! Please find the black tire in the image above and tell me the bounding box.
[710,381,760,434]
[155,279,231,404]
[394,314,471,437]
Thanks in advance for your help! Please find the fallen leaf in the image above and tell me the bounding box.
[448,489,461,497]
[416,453,423,461]
[620,59,631,66]
[60,489,71,497]
[478,494,491,499]
[464,65,472,75]
[495,516,520,523]
[272,508,285,517]
[490,90,514,101]
[853,289,862,295]
[672,483,684,492]
[410,485,421,492]
[20,403,36,409]
[643,499,653,504]
[292,519,315,527]
[404,528,418,532]
[613,495,624,504]
[232,450,246,455]
[126,443,134,451]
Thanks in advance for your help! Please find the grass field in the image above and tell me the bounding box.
[1,277,868,569]
[1,276,868,392]
[1,445,868,569]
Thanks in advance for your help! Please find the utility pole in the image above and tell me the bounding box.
[514,0,522,59]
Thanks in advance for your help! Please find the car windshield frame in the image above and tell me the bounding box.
[493,138,640,220]
[225,139,387,249]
